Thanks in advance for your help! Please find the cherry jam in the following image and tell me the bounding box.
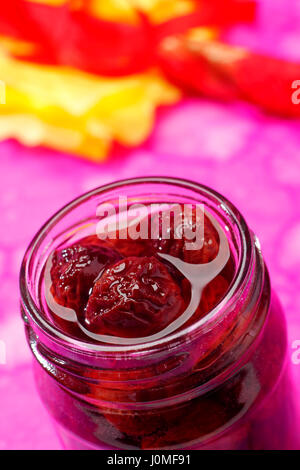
[20,178,297,450]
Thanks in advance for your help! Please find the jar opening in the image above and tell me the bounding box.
[20,177,253,356]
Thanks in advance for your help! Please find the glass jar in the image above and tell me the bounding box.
[20,177,296,450]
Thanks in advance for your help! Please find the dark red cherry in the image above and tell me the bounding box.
[150,205,219,264]
[98,205,151,257]
[107,238,150,257]
[85,256,185,338]
[50,235,122,314]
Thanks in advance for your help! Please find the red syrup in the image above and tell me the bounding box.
[45,205,234,344]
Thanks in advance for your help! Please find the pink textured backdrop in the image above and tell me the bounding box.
[1,0,300,449]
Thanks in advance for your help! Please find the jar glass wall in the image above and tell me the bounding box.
[20,177,296,450]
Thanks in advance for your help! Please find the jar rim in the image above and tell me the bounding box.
[20,176,253,356]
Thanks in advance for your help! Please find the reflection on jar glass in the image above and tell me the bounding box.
[20,177,297,450]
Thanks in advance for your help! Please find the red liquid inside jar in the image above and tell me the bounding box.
[20,178,297,450]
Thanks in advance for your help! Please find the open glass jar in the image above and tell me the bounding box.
[20,177,296,450]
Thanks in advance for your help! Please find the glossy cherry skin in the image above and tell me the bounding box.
[85,256,185,338]
[150,205,220,264]
[50,235,122,315]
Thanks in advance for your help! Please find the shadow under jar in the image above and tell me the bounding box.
[20,177,296,450]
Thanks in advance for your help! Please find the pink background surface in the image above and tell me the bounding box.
[1,0,300,450]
